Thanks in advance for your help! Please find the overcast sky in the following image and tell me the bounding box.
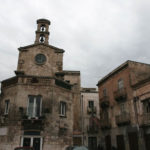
[0,0,150,87]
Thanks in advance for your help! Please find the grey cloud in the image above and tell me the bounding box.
[0,0,150,88]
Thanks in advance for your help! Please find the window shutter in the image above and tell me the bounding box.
[59,102,61,114]
[66,102,68,111]
[36,95,41,117]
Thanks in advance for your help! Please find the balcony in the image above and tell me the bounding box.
[87,107,97,114]
[21,115,45,130]
[55,78,72,90]
[87,125,99,134]
[141,113,150,126]
[100,119,111,129]
[100,96,110,108]
[115,112,130,126]
[114,88,127,102]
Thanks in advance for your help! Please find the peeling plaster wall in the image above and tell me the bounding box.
[81,90,99,147]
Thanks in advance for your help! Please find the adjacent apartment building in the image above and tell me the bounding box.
[133,75,150,150]
[0,19,81,150]
[97,60,150,150]
[80,88,99,150]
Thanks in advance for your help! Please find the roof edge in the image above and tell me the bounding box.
[18,43,65,53]
[97,60,150,86]
[56,70,80,75]
[97,60,130,86]
[37,18,51,25]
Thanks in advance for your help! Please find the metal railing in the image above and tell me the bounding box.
[100,119,111,129]
[115,112,130,126]
[142,113,150,125]
[87,125,99,134]
[87,107,97,114]
[114,88,127,102]
[100,96,110,108]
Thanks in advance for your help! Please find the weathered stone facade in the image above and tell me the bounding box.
[0,19,81,150]
[80,88,99,150]
[56,70,81,132]
[97,60,150,150]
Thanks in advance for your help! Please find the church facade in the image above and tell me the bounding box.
[0,19,81,150]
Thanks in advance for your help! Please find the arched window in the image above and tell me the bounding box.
[39,34,45,43]
[40,24,46,32]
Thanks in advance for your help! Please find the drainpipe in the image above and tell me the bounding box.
[81,94,84,145]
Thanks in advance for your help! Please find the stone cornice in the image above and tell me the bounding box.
[18,43,65,53]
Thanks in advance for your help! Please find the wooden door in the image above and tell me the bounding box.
[144,134,150,150]
[105,135,111,150]
[116,135,125,150]
[128,132,139,150]
[88,137,97,150]
[33,138,41,150]
[73,137,82,146]
[23,138,31,147]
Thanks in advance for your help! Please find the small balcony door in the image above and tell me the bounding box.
[105,135,111,150]
[116,135,125,150]
[88,137,97,150]
[22,136,42,150]
[27,95,42,118]
[128,132,139,150]
[145,134,150,150]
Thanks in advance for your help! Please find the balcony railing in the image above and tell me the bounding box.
[55,78,72,90]
[87,107,97,114]
[115,112,130,126]
[21,115,45,130]
[100,119,111,129]
[141,113,150,126]
[100,96,110,108]
[114,88,127,102]
[87,125,99,134]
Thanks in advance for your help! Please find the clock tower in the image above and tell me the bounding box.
[16,19,64,77]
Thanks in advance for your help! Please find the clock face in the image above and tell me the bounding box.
[35,54,46,64]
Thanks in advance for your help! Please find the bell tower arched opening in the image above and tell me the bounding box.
[35,19,51,44]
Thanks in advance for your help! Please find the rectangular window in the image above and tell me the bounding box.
[103,89,107,96]
[4,100,10,115]
[59,101,66,116]
[120,103,125,114]
[118,79,124,89]
[101,109,109,120]
[27,95,42,118]
[89,101,94,109]
[143,100,150,113]
[21,136,42,150]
